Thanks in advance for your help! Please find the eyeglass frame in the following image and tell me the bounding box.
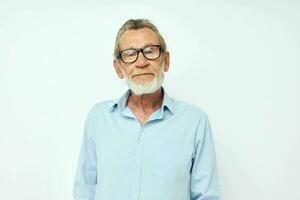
[117,44,163,64]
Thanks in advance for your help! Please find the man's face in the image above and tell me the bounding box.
[113,28,169,95]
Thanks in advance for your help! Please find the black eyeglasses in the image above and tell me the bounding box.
[118,45,162,64]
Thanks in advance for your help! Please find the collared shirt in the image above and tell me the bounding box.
[73,88,220,200]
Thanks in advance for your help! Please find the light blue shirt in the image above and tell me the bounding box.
[73,88,220,200]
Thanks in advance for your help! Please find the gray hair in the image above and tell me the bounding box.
[113,18,167,59]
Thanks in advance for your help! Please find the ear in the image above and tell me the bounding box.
[113,59,124,79]
[163,51,170,72]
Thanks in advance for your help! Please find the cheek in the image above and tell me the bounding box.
[157,60,165,72]
[120,66,134,77]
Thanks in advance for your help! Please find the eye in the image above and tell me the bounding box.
[122,49,137,57]
[143,47,155,54]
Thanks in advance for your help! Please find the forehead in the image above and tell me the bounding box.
[119,28,160,49]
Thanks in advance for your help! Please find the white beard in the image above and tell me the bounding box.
[123,67,164,96]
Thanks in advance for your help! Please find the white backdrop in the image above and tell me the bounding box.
[1,0,299,200]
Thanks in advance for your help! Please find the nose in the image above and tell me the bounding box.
[135,51,148,68]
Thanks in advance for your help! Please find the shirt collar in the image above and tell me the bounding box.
[109,87,174,115]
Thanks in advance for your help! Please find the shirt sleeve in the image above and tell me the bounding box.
[73,116,97,200]
[190,115,220,200]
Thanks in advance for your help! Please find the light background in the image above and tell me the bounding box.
[0,0,299,200]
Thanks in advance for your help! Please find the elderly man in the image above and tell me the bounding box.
[73,18,220,200]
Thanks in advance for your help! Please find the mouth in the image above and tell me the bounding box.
[131,73,155,78]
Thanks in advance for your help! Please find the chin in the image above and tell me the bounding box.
[127,78,163,96]
[132,76,155,84]
[132,80,153,86]
[124,68,165,96]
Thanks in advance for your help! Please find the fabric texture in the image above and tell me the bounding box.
[73,88,220,200]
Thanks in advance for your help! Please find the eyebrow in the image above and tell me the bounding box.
[120,43,159,51]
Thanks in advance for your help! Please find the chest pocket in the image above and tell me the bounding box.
[152,142,190,182]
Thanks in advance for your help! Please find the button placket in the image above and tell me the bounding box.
[132,125,145,200]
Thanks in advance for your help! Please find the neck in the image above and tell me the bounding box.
[127,88,163,113]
